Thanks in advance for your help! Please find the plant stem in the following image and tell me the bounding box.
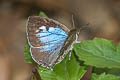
[81,66,93,80]
[32,67,42,80]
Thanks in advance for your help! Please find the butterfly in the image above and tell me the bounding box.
[26,16,79,68]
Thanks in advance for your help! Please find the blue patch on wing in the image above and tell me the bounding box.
[36,26,68,54]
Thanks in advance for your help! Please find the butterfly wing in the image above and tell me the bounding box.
[27,16,69,67]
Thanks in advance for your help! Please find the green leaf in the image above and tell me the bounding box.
[38,52,86,80]
[39,70,57,80]
[39,12,48,18]
[93,67,120,76]
[73,38,120,69]
[91,73,99,80]
[117,43,120,54]
[106,68,120,76]
[30,76,37,80]
[91,73,120,80]
[24,41,35,63]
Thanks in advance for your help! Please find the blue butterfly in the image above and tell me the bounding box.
[27,16,78,67]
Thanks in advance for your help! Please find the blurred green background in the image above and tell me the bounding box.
[0,0,120,80]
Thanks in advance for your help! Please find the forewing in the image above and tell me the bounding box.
[27,16,69,47]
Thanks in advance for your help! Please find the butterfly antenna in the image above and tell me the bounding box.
[72,15,75,29]
[72,14,89,36]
